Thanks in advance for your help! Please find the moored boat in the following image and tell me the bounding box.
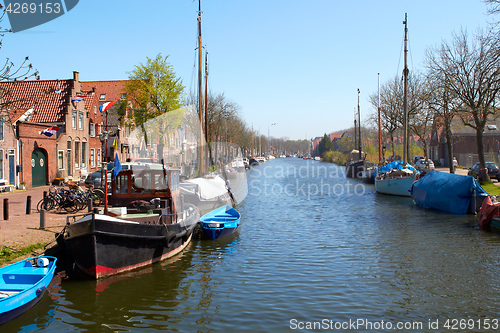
[64,167,200,279]
[375,161,418,197]
[345,159,364,179]
[199,205,241,239]
[180,175,232,213]
[375,15,417,197]
[410,171,488,214]
[361,165,377,184]
[0,256,57,325]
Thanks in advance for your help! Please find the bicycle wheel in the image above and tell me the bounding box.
[37,197,54,212]
[91,189,105,206]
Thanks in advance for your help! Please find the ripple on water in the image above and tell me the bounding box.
[16,158,500,332]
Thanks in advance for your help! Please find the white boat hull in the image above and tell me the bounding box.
[375,174,416,197]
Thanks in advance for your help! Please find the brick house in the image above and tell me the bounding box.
[0,71,90,188]
[430,117,500,168]
[81,80,127,169]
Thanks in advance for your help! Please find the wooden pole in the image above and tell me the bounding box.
[378,73,382,165]
[403,13,409,165]
[104,109,109,215]
[198,0,204,175]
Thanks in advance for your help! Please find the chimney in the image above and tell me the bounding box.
[73,71,79,82]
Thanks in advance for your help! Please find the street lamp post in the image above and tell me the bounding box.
[268,123,276,155]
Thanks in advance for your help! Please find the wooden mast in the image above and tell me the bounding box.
[104,109,109,214]
[378,73,382,165]
[357,88,361,160]
[403,13,409,165]
[204,49,209,168]
[197,0,204,175]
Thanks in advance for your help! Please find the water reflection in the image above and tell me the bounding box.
[7,158,500,332]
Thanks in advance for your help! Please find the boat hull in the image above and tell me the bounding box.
[375,175,416,197]
[0,256,57,325]
[345,160,364,178]
[199,205,241,240]
[361,167,376,184]
[200,225,239,240]
[64,209,200,279]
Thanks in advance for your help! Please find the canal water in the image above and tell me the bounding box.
[4,158,500,332]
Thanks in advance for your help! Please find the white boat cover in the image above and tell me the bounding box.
[180,176,228,200]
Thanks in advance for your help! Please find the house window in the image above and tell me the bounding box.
[72,111,77,129]
[100,94,106,100]
[98,124,102,135]
[58,150,64,170]
[0,150,3,179]
[121,93,127,100]
[74,141,80,169]
[97,148,101,167]
[78,111,83,130]
[67,141,72,177]
[90,148,95,168]
[90,123,95,137]
[81,141,87,169]
[0,117,4,141]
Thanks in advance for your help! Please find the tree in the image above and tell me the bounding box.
[0,5,39,122]
[426,29,500,180]
[424,70,460,173]
[407,71,434,164]
[318,134,333,157]
[119,54,185,145]
[368,76,403,159]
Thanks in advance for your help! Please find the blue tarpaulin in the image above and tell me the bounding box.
[374,160,419,177]
[410,171,488,214]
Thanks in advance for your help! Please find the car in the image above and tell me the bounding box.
[387,155,402,163]
[414,158,435,171]
[84,169,112,188]
[467,162,500,181]
[84,163,114,188]
[412,155,424,164]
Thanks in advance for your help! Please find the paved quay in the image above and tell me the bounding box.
[0,185,70,251]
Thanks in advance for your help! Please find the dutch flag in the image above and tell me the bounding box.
[99,101,117,113]
[41,126,59,137]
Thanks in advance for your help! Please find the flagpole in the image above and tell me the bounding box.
[104,108,109,215]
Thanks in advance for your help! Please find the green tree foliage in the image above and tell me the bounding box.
[119,54,185,145]
[318,134,333,157]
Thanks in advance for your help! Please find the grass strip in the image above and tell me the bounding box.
[478,181,500,196]
[0,243,46,266]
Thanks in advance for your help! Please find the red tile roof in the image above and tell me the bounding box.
[81,81,126,105]
[0,79,72,123]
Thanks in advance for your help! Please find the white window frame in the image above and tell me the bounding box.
[72,110,77,129]
[0,117,4,142]
[0,149,4,179]
[78,111,84,130]
[81,141,87,169]
[58,150,64,170]
[74,141,80,169]
[90,123,95,137]
[97,148,102,167]
[90,148,95,168]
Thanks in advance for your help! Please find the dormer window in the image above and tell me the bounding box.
[100,94,106,100]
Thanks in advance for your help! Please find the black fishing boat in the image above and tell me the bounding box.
[345,89,365,179]
[64,167,200,279]
[345,159,364,179]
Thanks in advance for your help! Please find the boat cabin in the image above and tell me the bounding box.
[109,167,182,224]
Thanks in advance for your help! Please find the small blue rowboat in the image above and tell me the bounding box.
[0,256,57,325]
[199,205,241,239]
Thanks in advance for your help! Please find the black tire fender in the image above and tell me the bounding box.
[163,231,177,248]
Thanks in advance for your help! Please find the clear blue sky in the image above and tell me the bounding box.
[0,0,492,140]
